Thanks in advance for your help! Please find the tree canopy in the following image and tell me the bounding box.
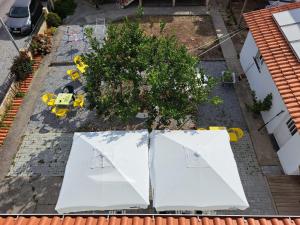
[83,15,221,130]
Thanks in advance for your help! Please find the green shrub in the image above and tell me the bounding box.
[222,70,233,82]
[54,0,77,19]
[10,53,33,81]
[247,91,273,114]
[46,12,62,27]
[15,92,26,98]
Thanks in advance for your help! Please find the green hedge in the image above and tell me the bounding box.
[46,12,62,27]
[11,53,33,81]
[54,0,77,19]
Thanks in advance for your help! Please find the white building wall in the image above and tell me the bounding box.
[278,132,300,175]
[273,113,294,147]
[240,32,300,175]
[240,32,287,134]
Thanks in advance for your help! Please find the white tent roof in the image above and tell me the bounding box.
[55,130,149,213]
[150,130,249,211]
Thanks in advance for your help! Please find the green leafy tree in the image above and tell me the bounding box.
[83,17,221,131]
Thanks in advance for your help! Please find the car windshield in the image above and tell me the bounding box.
[9,6,29,18]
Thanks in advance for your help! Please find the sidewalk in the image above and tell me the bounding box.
[209,0,281,169]
[66,0,208,24]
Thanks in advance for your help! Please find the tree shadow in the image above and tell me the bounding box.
[1,132,71,213]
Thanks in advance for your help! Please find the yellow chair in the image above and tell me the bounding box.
[47,98,56,107]
[73,94,85,108]
[197,128,206,130]
[73,55,82,64]
[76,63,88,74]
[51,107,69,118]
[209,126,226,130]
[228,131,238,142]
[228,128,244,139]
[74,55,88,74]
[66,69,80,81]
[41,93,56,107]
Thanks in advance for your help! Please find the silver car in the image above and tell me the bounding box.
[6,0,43,35]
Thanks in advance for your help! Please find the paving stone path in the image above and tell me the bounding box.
[199,61,276,214]
[8,133,73,177]
[51,25,106,65]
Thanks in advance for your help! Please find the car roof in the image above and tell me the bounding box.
[12,0,32,7]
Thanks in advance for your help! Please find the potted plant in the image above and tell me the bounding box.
[30,34,52,56]
[221,69,236,84]
[10,52,33,81]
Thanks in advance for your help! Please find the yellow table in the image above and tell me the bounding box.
[55,93,73,106]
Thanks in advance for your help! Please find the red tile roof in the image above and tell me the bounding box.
[243,3,300,130]
[0,216,300,225]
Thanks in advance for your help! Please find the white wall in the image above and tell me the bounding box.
[273,113,293,147]
[278,132,300,175]
[240,32,288,134]
[240,32,300,175]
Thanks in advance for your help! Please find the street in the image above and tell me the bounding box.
[0,0,29,102]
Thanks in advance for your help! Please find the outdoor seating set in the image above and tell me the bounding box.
[197,126,244,142]
[41,86,85,118]
[41,55,87,118]
[66,55,88,81]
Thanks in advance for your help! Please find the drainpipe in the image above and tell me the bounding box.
[258,110,285,131]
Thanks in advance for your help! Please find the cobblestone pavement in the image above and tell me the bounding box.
[0,176,62,213]
[222,133,276,215]
[200,61,276,214]
[8,133,73,177]
[52,25,105,65]
[25,65,97,134]
[198,61,247,129]
[4,60,276,214]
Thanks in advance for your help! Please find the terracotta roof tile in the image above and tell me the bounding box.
[243,2,300,130]
[1,216,300,225]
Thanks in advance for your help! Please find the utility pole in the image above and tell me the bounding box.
[0,17,20,54]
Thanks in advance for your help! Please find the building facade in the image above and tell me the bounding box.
[240,3,300,175]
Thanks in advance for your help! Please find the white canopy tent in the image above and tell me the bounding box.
[55,130,149,213]
[150,130,249,212]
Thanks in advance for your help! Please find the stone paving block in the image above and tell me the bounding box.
[33,177,63,205]
[35,204,57,213]
[0,176,63,213]
[8,133,73,176]
[198,61,247,129]
[0,177,36,213]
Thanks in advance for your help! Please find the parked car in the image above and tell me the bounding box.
[6,0,43,35]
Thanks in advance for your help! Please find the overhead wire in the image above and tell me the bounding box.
[190,26,248,56]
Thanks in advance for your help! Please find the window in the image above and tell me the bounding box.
[9,7,29,18]
[253,50,264,73]
[286,118,297,136]
[185,149,207,168]
[90,148,113,169]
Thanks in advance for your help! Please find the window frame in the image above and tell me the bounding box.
[286,118,297,136]
[253,50,264,73]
